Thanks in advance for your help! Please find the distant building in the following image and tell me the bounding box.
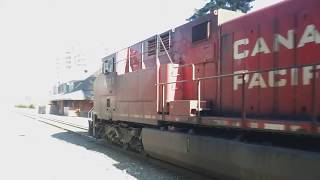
[50,45,102,117]
[50,71,99,117]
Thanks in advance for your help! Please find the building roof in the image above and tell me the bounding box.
[51,90,88,101]
[51,70,99,101]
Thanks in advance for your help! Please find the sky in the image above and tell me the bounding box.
[0,0,282,106]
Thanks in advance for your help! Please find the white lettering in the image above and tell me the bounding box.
[233,24,320,60]
[233,70,248,90]
[303,66,313,85]
[233,66,320,91]
[303,65,320,85]
[269,70,287,87]
[248,73,267,89]
[233,39,249,60]
[298,24,317,48]
[251,37,271,57]
[274,30,294,51]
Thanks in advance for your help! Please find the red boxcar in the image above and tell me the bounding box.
[94,0,320,136]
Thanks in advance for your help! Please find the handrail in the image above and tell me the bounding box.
[88,107,94,119]
[157,34,173,64]
[157,63,320,85]
[173,64,196,80]
[157,63,319,130]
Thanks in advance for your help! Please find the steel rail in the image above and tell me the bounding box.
[21,113,88,131]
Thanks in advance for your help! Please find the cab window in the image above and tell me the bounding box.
[192,21,210,43]
[103,58,114,74]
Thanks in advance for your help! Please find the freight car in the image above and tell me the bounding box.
[90,0,320,179]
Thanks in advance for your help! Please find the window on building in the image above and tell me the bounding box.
[58,86,62,94]
[61,84,68,93]
[69,82,74,92]
[66,84,69,93]
[192,21,210,43]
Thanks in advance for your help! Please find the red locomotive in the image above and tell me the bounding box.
[91,0,320,179]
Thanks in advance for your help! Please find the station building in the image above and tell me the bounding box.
[50,71,98,117]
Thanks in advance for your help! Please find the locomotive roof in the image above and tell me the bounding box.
[220,0,287,26]
[101,9,244,62]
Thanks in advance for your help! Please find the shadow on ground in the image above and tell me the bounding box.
[51,131,206,180]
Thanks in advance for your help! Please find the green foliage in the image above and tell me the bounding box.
[187,0,254,21]
[29,104,35,109]
[15,104,35,109]
[15,104,28,108]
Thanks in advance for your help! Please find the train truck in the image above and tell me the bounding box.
[89,0,320,179]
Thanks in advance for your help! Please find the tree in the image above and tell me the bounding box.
[187,0,254,21]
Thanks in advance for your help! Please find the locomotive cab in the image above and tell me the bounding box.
[102,56,114,74]
[93,54,117,121]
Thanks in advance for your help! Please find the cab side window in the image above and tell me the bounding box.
[103,58,114,74]
[192,21,210,43]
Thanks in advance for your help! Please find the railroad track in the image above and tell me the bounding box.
[19,112,213,180]
[21,113,92,138]
[26,114,88,130]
